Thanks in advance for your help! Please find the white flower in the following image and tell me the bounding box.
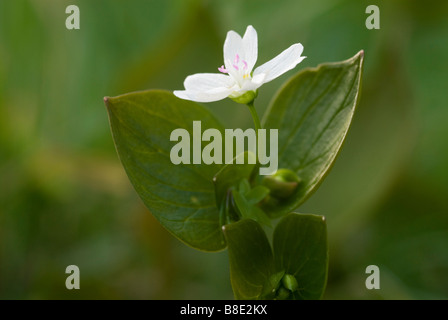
[174,25,306,104]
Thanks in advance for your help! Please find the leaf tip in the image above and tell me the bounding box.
[103,96,110,107]
[356,50,365,66]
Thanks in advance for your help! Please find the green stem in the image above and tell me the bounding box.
[247,101,262,172]
[247,101,262,132]
[247,101,262,131]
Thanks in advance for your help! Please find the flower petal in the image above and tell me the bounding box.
[174,73,236,102]
[252,73,266,85]
[253,43,306,83]
[242,25,258,72]
[223,30,243,71]
[224,58,240,84]
[184,73,234,92]
[173,90,194,100]
[195,86,235,102]
[240,73,266,92]
[174,87,234,103]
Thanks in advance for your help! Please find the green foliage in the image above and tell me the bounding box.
[231,178,271,227]
[106,51,363,299]
[224,213,328,300]
[105,90,226,251]
[223,219,274,299]
[262,51,364,217]
[3,0,445,301]
[273,213,328,300]
[213,152,257,226]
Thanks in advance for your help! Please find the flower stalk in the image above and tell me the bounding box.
[247,101,261,132]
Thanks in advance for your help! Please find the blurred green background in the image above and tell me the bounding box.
[1,0,447,299]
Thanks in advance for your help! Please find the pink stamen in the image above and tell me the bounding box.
[233,64,239,71]
[234,54,240,64]
[218,65,228,73]
[242,60,248,70]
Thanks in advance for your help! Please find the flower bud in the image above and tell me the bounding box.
[282,274,299,292]
[262,169,301,199]
[275,287,290,300]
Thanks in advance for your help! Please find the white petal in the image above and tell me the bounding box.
[242,25,258,72]
[195,87,235,102]
[224,58,240,83]
[223,30,243,71]
[173,90,193,100]
[240,82,260,93]
[184,73,234,92]
[175,73,236,103]
[240,73,266,92]
[251,73,266,85]
[253,43,306,83]
[174,87,234,103]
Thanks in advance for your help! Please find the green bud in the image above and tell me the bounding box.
[282,274,299,292]
[230,90,258,105]
[261,270,285,299]
[275,287,291,300]
[262,169,301,199]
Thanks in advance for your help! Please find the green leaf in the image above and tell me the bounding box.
[262,51,364,217]
[273,213,328,300]
[225,213,328,300]
[105,89,226,252]
[213,152,257,210]
[245,185,270,205]
[239,178,251,195]
[213,152,257,225]
[223,219,274,300]
[232,189,271,227]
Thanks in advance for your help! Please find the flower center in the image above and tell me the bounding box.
[218,54,250,80]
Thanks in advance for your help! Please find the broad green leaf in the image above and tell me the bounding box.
[225,213,328,300]
[223,219,274,299]
[301,46,415,245]
[105,90,226,252]
[262,51,364,217]
[273,213,328,300]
